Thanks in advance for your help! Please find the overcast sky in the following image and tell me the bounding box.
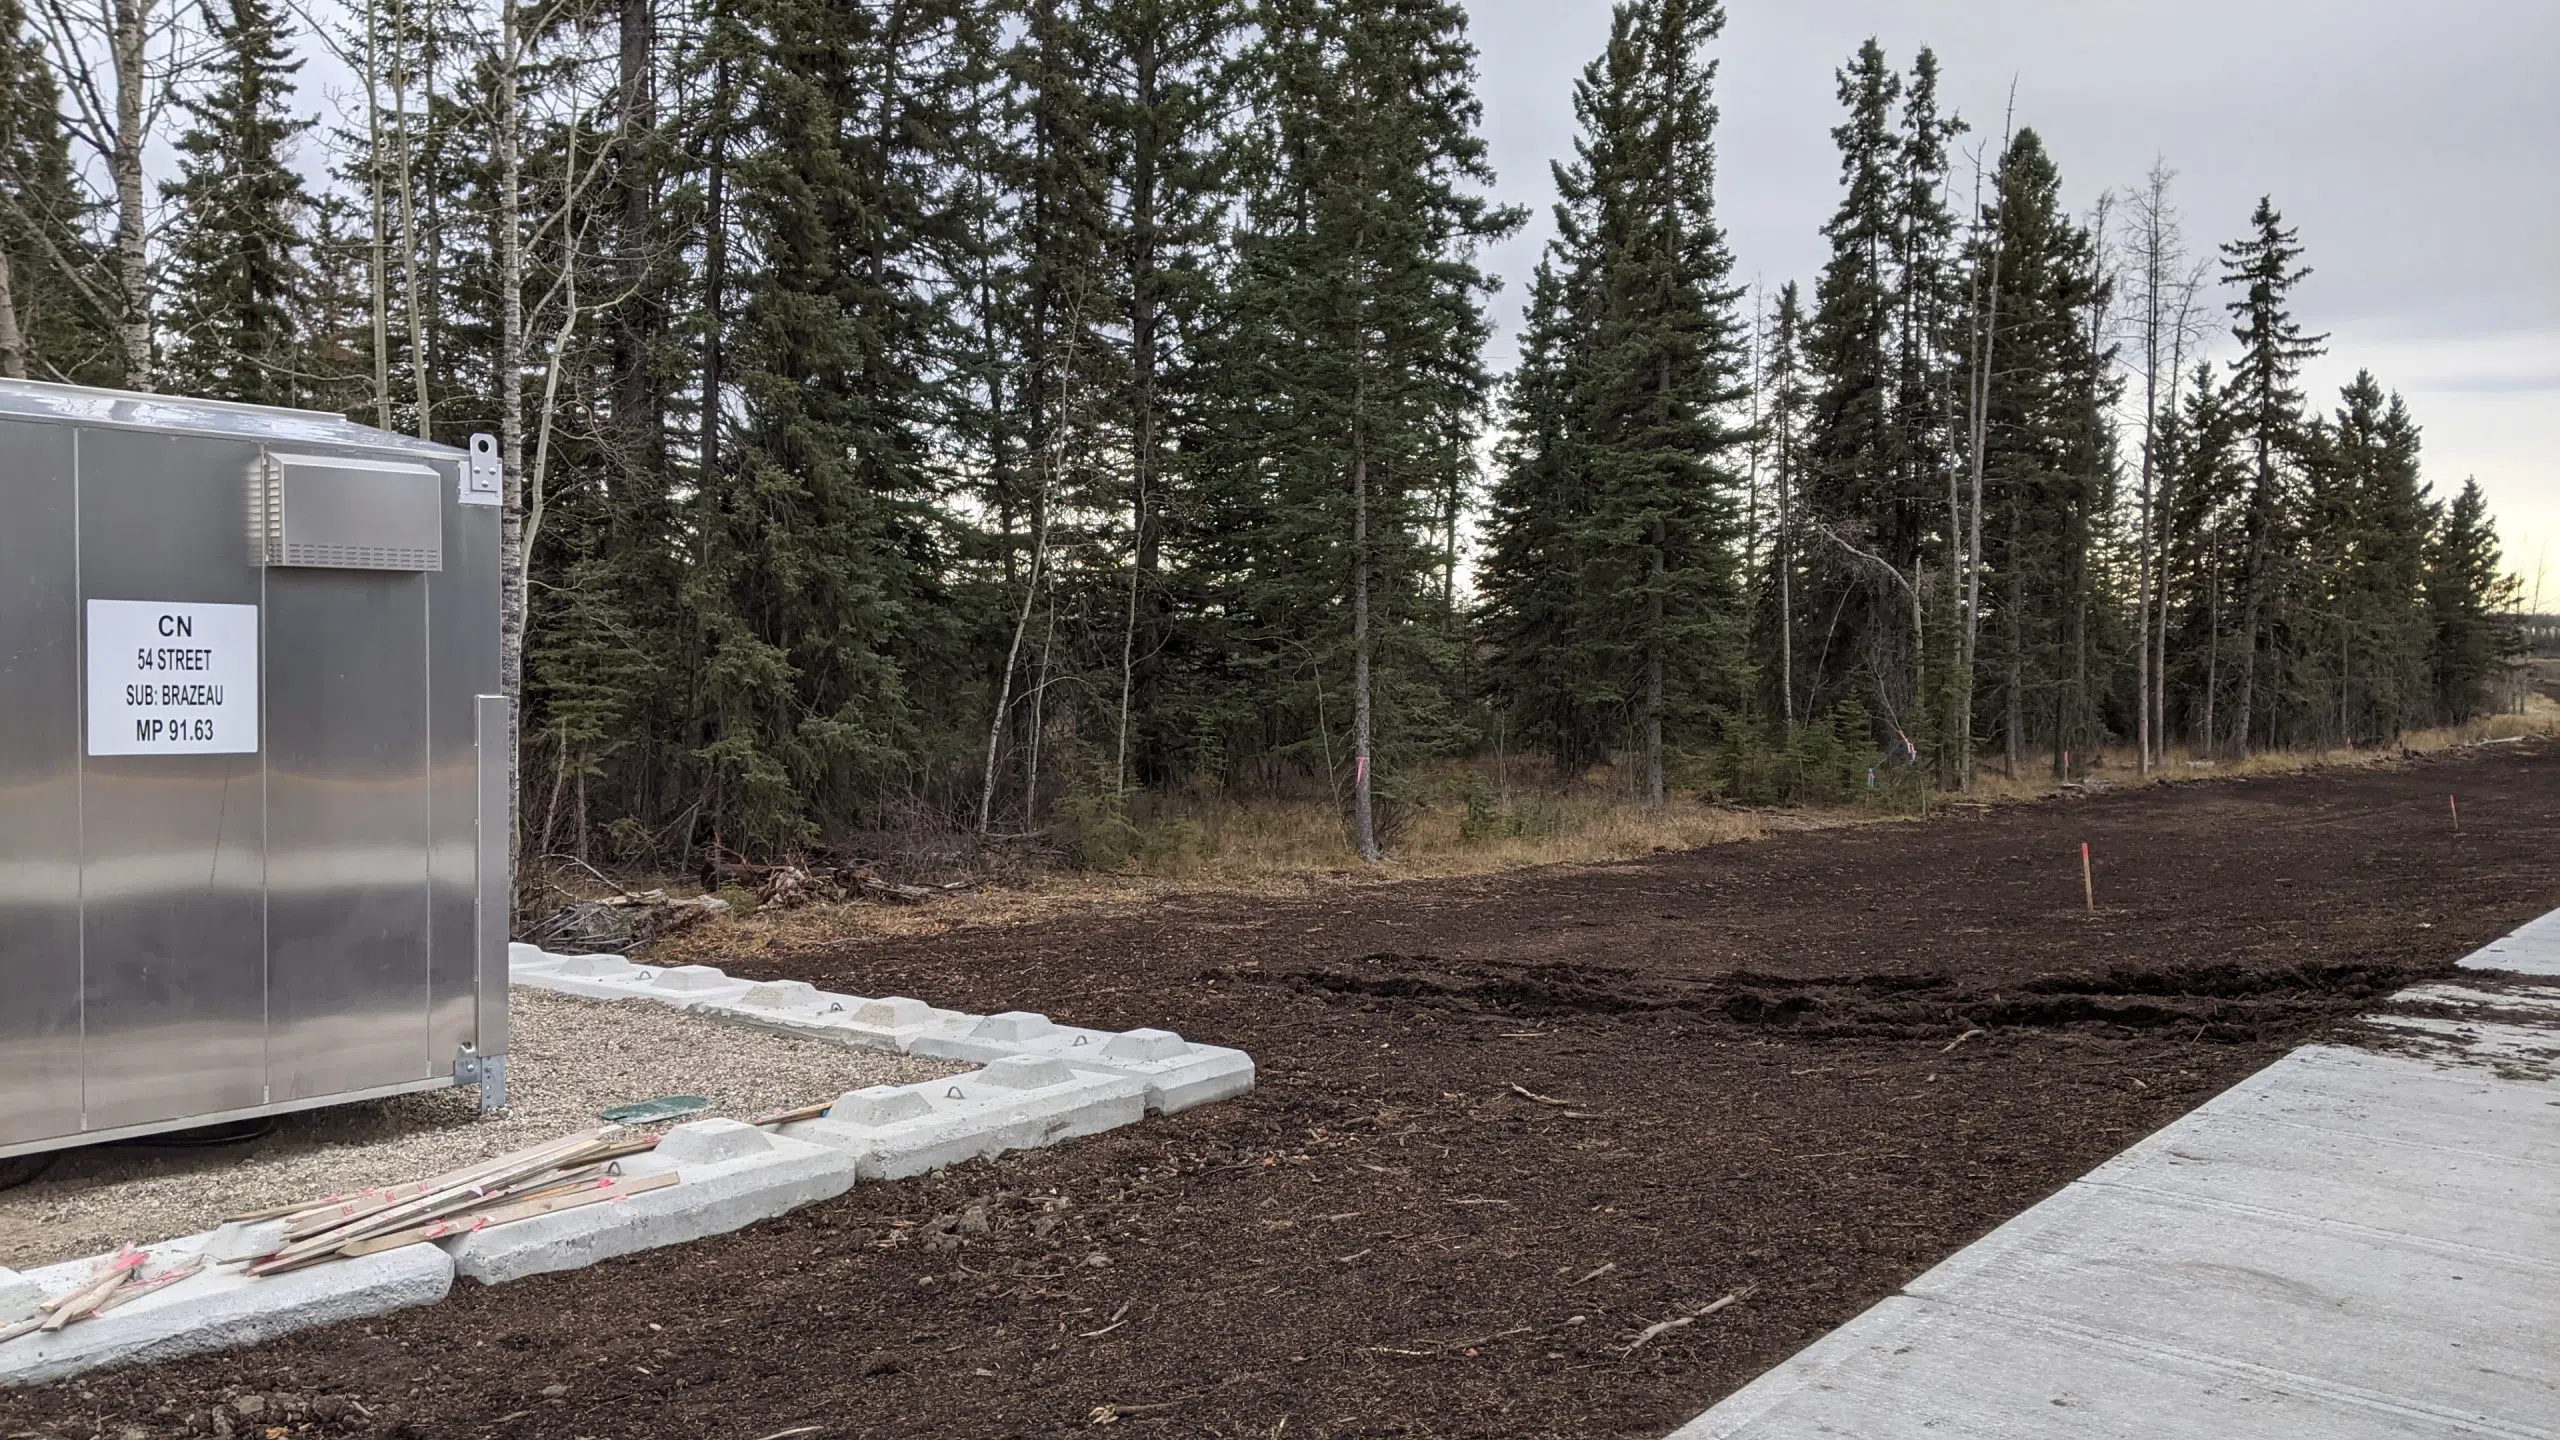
[1466,0,2560,591]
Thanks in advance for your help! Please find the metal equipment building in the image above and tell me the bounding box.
[0,378,512,1159]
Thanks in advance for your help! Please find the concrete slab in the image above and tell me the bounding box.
[440,1119,862,1286]
[0,1238,453,1387]
[2362,1014,2560,1071]
[781,1057,1146,1179]
[2458,908,2560,976]
[508,941,562,976]
[1676,1295,2510,1440]
[1666,958,2560,1440]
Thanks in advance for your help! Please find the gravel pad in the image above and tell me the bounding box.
[0,989,959,1268]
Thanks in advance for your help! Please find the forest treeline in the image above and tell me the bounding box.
[0,0,2523,866]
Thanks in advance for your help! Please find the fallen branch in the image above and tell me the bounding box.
[1622,1285,1758,1355]
[1941,1028,1985,1054]
[1509,1083,1572,1107]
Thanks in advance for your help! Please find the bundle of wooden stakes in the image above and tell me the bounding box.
[0,1246,206,1345]
[234,1126,674,1276]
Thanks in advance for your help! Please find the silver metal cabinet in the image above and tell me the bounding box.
[0,378,511,1158]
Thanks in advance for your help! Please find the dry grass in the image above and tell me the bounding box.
[639,696,2560,961]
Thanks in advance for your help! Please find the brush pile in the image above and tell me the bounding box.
[715,859,950,910]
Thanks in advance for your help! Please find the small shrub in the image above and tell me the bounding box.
[1053,785,1142,871]
[1457,771,1522,844]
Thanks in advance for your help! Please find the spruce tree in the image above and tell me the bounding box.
[159,0,315,404]
[1794,39,1900,720]
[1479,0,1748,797]
[2217,196,2326,755]
[0,0,118,383]
[1969,128,2113,775]
[1758,279,1808,731]
[1565,0,1750,804]
[1204,0,1515,857]
[1480,255,1605,767]
[2423,478,2520,724]
[1089,0,1235,794]
[689,0,985,849]
[2306,372,2432,741]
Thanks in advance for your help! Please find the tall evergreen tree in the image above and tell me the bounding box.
[1795,39,1900,718]
[2303,372,2432,741]
[2423,477,2519,724]
[688,0,986,849]
[0,0,118,383]
[158,0,315,404]
[1479,254,1603,766]
[1201,0,1514,857]
[1970,128,2114,775]
[2217,195,2325,756]
[1479,0,1748,800]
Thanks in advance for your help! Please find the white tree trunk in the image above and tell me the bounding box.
[0,249,25,379]
[109,0,151,389]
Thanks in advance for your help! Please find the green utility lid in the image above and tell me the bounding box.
[599,1095,713,1126]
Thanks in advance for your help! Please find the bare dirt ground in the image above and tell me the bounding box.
[5,743,2556,1440]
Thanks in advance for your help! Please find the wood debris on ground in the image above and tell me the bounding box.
[523,889,732,952]
[716,857,961,910]
[0,1125,706,1347]
[242,1127,667,1276]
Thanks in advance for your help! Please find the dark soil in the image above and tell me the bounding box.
[9,745,2559,1440]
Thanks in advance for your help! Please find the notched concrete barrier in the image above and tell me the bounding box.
[781,1057,1146,1179]
[441,1119,862,1286]
[911,1013,1253,1114]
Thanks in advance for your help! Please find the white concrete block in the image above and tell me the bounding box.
[0,1269,37,1328]
[0,1239,453,1387]
[512,952,673,1001]
[441,1121,861,1286]
[1096,1029,1257,1114]
[733,979,824,1011]
[629,963,757,1009]
[650,1116,772,1166]
[199,1219,286,1265]
[508,941,562,976]
[910,1014,1254,1114]
[781,1061,1145,1179]
[705,991,975,1053]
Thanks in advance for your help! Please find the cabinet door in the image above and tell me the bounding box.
[0,420,83,1148]
[264,560,431,1101]
[77,427,268,1132]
